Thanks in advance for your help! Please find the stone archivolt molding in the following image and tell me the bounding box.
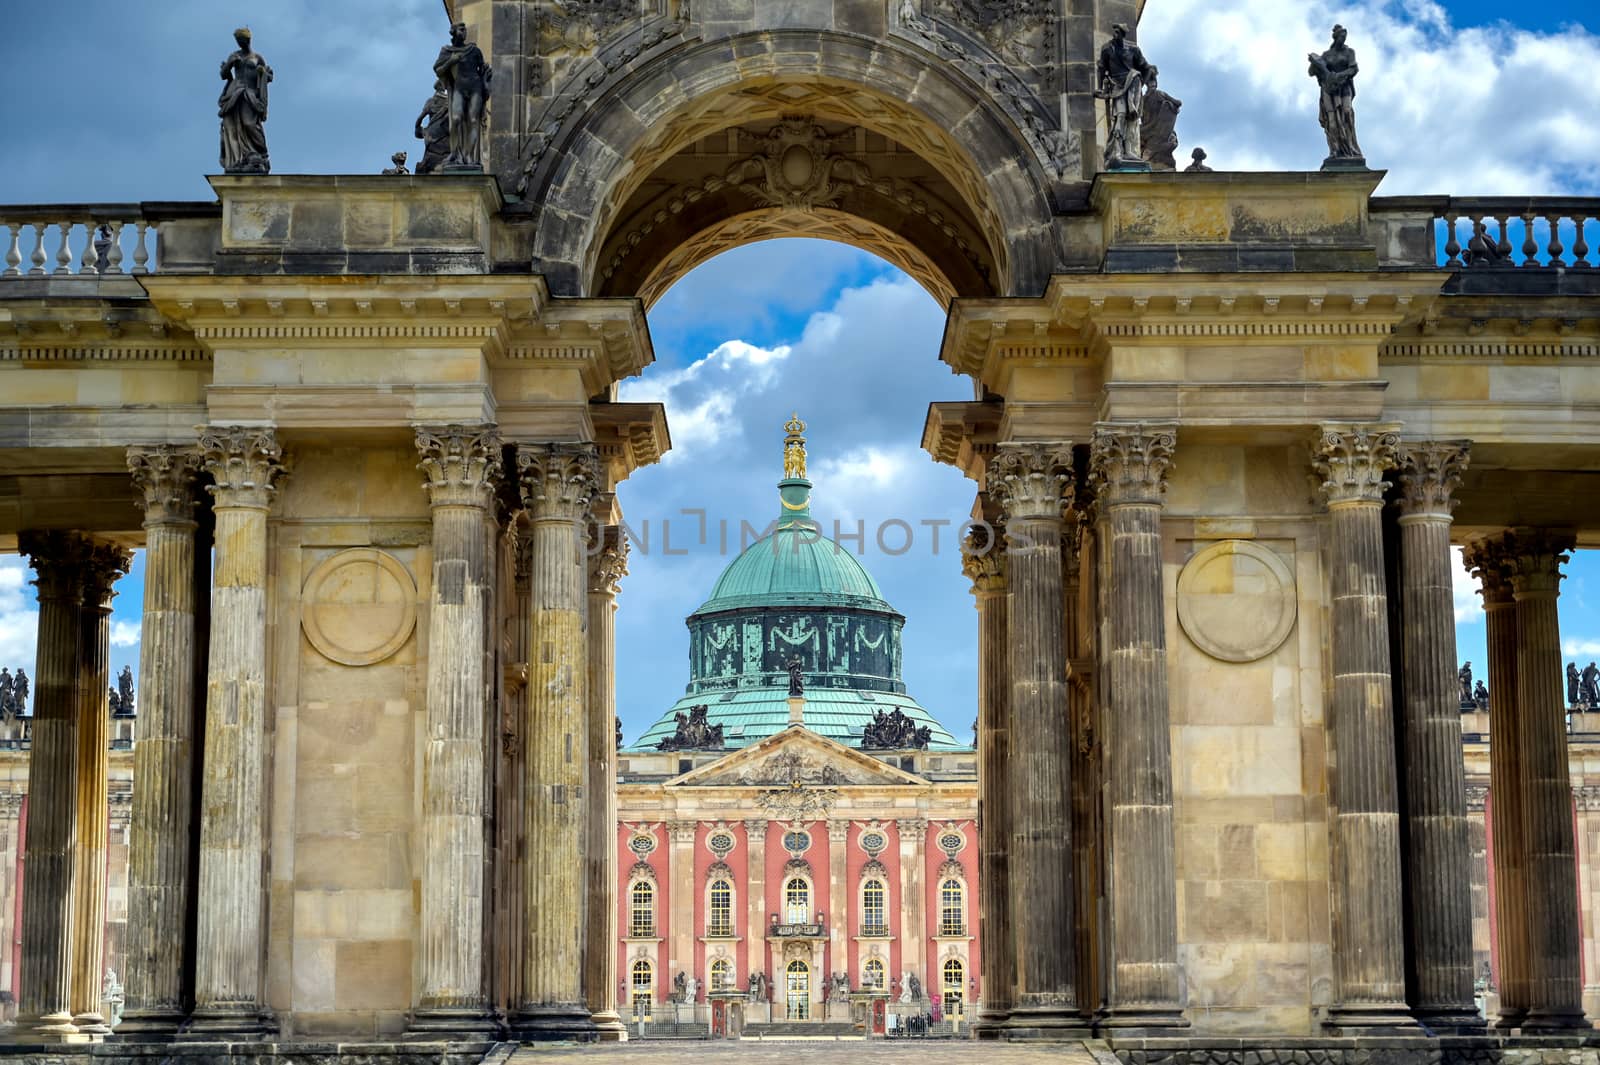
[1312,424,1399,506]
[987,442,1075,523]
[415,425,502,509]
[199,426,285,510]
[1395,440,1470,519]
[127,445,203,526]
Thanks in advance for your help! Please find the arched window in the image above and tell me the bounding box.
[861,878,887,936]
[632,958,654,990]
[939,878,964,936]
[708,878,733,937]
[630,880,655,938]
[863,957,886,991]
[942,957,965,1017]
[785,877,810,924]
[711,957,733,991]
[786,959,810,1020]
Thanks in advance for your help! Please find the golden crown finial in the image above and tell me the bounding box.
[783,412,807,479]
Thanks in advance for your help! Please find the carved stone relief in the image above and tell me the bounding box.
[1175,540,1297,664]
[300,548,418,667]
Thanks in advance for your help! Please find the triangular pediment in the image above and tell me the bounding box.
[667,725,925,789]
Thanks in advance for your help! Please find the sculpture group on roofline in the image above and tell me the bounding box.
[0,668,28,719]
[656,704,725,751]
[1457,660,1600,712]
[212,19,1367,182]
[860,708,932,751]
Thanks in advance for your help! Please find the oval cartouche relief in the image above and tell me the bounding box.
[300,548,417,667]
[1176,540,1297,664]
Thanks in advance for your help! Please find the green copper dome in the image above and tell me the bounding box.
[630,415,962,753]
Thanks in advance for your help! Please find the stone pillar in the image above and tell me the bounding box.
[667,820,696,1003]
[987,442,1083,1037]
[745,819,767,991]
[1312,426,1416,1033]
[586,526,628,1041]
[187,427,284,1037]
[513,442,599,1041]
[408,426,501,1036]
[69,542,132,1036]
[15,532,92,1041]
[1089,424,1185,1031]
[1505,531,1589,1029]
[827,820,848,992]
[1394,442,1482,1031]
[120,446,203,1037]
[964,524,1011,1036]
[1463,538,1529,1027]
[898,818,928,999]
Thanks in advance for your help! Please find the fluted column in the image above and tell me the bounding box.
[745,819,767,991]
[1312,426,1415,1033]
[987,442,1084,1038]
[513,442,599,1041]
[965,526,1011,1037]
[69,543,132,1036]
[1394,442,1482,1031]
[14,532,92,1042]
[828,820,848,992]
[120,447,203,1037]
[586,526,628,1041]
[898,817,928,995]
[187,427,283,1037]
[1090,424,1185,1030]
[1463,538,1528,1027]
[408,426,501,1036]
[1505,531,1589,1029]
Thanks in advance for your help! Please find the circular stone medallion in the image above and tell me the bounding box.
[1175,540,1297,664]
[301,548,417,667]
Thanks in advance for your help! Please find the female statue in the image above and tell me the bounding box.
[1307,25,1363,164]
[219,27,273,174]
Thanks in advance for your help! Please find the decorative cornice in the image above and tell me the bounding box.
[127,445,203,527]
[517,442,600,523]
[415,424,502,510]
[1382,339,1600,361]
[192,322,499,342]
[987,442,1074,523]
[1312,424,1399,507]
[199,426,285,510]
[1395,440,1470,520]
[1089,423,1176,507]
[0,344,208,363]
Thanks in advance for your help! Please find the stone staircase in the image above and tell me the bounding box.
[742,1020,861,1039]
[631,1019,712,1039]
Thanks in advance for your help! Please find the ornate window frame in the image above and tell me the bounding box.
[936,866,966,938]
[628,875,657,939]
[710,955,735,992]
[706,863,737,938]
[862,955,887,991]
[782,872,813,925]
[859,862,889,938]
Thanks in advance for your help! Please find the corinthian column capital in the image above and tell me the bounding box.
[17,531,95,600]
[961,524,1007,597]
[587,526,630,599]
[987,443,1074,523]
[1395,440,1471,520]
[127,446,203,527]
[415,424,502,509]
[1089,423,1176,506]
[1502,529,1575,598]
[1461,537,1516,607]
[199,427,284,510]
[81,543,133,610]
[517,443,600,523]
[1313,424,1399,506]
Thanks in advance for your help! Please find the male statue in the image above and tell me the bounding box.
[14,669,27,714]
[414,79,452,175]
[1569,662,1583,706]
[1140,65,1182,170]
[1096,24,1152,170]
[433,23,493,170]
[1308,25,1364,166]
[1458,662,1473,706]
[1583,662,1600,707]
[0,669,12,718]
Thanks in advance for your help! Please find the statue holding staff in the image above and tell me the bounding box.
[219,27,273,173]
[1308,25,1364,166]
[1095,24,1152,170]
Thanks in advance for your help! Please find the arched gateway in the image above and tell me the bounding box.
[0,0,1598,1061]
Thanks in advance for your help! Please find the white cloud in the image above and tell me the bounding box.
[110,621,141,649]
[621,339,792,462]
[0,558,39,669]
[1563,640,1600,658]
[1452,547,1483,624]
[1140,1,1600,196]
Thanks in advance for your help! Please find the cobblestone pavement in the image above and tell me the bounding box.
[505,1040,1098,1065]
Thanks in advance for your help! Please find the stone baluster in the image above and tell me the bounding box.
[586,525,629,1041]
[29,224,48,275]
[78,229,98,276]
[1504,531,1589,1029]
[69,542,131,1037]
[1545,214,1566,264]
[131,222,151,275]
[1089,424,1185,1031]
[408,426,501,1036]
[513,442,599,1041]
[987,441,1083,1037]
[52,222,72,275]
[1462,538,1529,1027]
[186,427,284,1037]
[1520,214,1540,267]
[1572,215,1591,268]
[964,522,1011,1037]
[1442,211,1462,266]
[14,531,92,1041]
[1312,426,1416,1033]
[1394,441,1482,1031]
[119,447,204,1037]
[4,226,21,275]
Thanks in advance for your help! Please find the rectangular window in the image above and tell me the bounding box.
[709,879,733,937]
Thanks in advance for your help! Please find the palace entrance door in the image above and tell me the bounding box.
[786,960,811,1020]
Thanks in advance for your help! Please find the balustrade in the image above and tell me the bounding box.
[1,209,159,279]
[1432,201,1597,269]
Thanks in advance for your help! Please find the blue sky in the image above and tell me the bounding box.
[1,0,1598,739]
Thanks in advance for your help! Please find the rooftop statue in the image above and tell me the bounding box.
[1140,66,1182,171]
[382,151,410,175]
[1583,662,1600,708]
[656,704,725,751]
[861,708,932,751]
[1184,147,1213,173]
[787,656,805,697]
[434,23,493,171]
[1569,663,1582,706]
[1096,24,1153,171]
[109,664,135,717]
[219,27,273,174]
[414,80,451,175]
[0,668,28,719]
[1308,25,1365,167]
